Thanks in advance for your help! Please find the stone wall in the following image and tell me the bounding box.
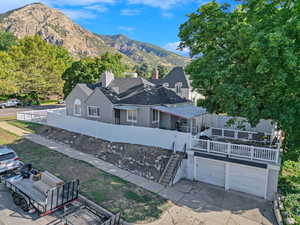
[37,126,173,182]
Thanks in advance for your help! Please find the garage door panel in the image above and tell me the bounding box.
[229,165,267,197]
[195,158,225,187]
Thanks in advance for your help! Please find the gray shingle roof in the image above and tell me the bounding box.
[80,75,189,105]
[149,67,189,88]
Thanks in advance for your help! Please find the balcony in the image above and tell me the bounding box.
[191,127,281,164]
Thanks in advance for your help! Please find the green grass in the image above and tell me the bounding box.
[0,115,16,121]
[40,100,59,105]
[0,127,19,145]
[7,120,42,133]
[279,159,300,223]
[0,127,170,223]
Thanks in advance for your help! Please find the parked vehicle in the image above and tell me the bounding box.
[0,99,21,108]
[0,146,22,175]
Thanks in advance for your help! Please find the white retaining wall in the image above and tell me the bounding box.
[47,111,190,152]
[202,114,275,133]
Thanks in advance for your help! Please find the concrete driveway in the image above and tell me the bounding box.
[139,180,277,225]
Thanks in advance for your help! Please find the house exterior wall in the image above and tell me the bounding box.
[168,88,190,100]
[65,86,89,117]
[119,106,151,127]
[85,88,114,124]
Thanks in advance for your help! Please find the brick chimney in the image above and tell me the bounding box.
[152,67,159,80]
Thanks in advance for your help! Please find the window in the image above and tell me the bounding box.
[74,99,81,116]
[152,110,159,123]
[127,110,137,123]
[87,106,100,118]
[163,83,169,88]
[175,82,182,94]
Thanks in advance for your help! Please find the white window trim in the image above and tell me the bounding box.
[74,99,81,116]
[87,106,100,118]
[152,109,160,123]
[175,82,182,94]
[127,110,137,123]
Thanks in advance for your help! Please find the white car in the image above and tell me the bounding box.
[0,147,22,174]
[0,99,21,108]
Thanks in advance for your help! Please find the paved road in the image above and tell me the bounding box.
[0,105,64,118]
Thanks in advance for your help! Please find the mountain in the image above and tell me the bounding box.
[0,3,189,67]
[99,34,190,67]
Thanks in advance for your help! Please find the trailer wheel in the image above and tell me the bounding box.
[12,192,22,206]
[19,198,29,212]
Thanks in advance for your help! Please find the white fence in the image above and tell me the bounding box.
[17,108,66,124]
[201,114,275,133]
[46,110,190,152]
[192,138,279,163]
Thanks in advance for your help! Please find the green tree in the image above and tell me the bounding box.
[157,65,169,78]
[134,63,150,77]
[62,52,127,97]
[179,1,300,156]
[6,35,73,101]
[0,31,17,51]
[0,51,18,96]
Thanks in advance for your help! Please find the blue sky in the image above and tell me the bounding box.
[0,0,236,56]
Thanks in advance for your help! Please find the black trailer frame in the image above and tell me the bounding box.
[4,178,80,216]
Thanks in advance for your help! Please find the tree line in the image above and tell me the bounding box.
[0,32,169,102]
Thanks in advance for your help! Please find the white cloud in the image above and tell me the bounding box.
[121,9,141,16]
[128,0,185,9]
[84,5,108,13]
[119,26,135,32]
[0,0,115,13]
[62,9,97,20]
[164,41,190,56]
[161,11,173,19]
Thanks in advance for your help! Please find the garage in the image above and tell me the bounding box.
[195,157,225,187]
[228,164,267,198]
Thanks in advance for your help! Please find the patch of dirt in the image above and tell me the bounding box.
[36,126,174,182]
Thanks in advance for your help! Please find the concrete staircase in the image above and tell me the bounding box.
[159,154,183,186]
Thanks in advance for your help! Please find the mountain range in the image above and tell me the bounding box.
[0,3,189,67]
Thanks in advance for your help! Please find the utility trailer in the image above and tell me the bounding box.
[1,165,122,225]
[4,172,79,216]
[59,198,121,225]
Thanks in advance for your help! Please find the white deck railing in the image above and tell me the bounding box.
[208,127,274,142]
[192,138,279,163]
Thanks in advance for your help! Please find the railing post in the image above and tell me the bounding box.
[250,146,254,160]
[227,142,231,156]
[275,147,280,163]
[207,140,210,153]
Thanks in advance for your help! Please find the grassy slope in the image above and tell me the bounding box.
[0,124,170,223]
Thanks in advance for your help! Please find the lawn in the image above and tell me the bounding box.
[279,159,300,224]
[0,127,19,145]
[0,127,170,223]
[7,120,42,133]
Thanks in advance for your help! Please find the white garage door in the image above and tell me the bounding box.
[229,164,267,198]
[195,158,225,187]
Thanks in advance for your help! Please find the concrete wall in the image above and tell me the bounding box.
[85,88,114,124]
[47,110,190,152]
[267,167,280,200]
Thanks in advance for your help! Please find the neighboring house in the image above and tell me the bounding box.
[65,71,206,132]
[149,67,204,104]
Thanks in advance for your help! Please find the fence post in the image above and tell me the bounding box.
[227,142,231,156]
[207,140,210,153]
[250,146,254,160]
